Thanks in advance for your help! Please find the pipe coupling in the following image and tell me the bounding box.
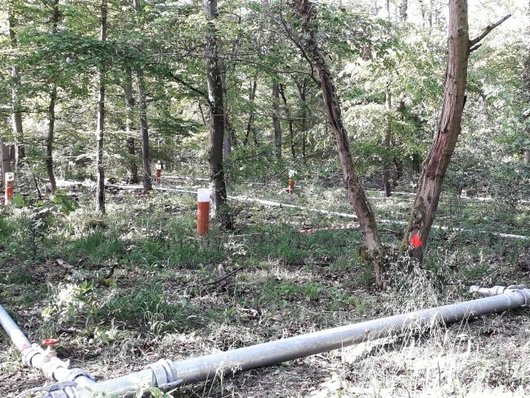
[22,344,44,367]
[513,288,530,307]
[66,367,96,383]
[146,359,181,388]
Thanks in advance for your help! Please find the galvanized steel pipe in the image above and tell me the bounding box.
[77,288,530,397]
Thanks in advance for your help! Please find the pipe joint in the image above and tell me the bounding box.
[65,368,96,383]
[512,287,530,307]
[22,344,44,367]
[44,356,71,380]
[146,359,181,388]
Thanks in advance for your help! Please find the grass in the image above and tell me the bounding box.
[0,178,529,397]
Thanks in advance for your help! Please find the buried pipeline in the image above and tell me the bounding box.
[1,285,529,397]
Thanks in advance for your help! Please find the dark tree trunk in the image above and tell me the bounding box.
[383,82,392,197]
[124,67,139,184]
[272,78,282,159]
[137,68,152,193]
[279,83,296,159]
[133,0,152,193]
[8,2,24,164]
[221,66,235,155]
[296,78,310,160]
[243,74,258,146]
[292,0,384,287]
[1,140,12,187]
[95,0,107,213]
[399,0,408,21]
[204,0,232,229]
[46,85,57,193]
[46,0,60,193]
[405,0,470,261]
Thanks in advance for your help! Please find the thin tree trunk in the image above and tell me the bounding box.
[8,2,24,164]
[292,0,384,287]
[221,63,235,155]
[525,149,530,165]
[124,66,139,184]
[383,82,392,197]
[204,0,232,229]
[46,85,57,193]
[243,74,258,146]
[272,78,282,159]
[133,0,152,193]
[137,68,152,193]
[279,83,295,159]
[405,0,470,261]
[1,140,12,187]
[46,0,60,193]
[296,78,309,160]
[399,0,408,21]
[95,0,107,213]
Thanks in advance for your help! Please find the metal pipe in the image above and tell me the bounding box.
[0,303,96,396]
[77,288,530,397]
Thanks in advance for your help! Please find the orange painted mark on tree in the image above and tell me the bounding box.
[410,232,424,248]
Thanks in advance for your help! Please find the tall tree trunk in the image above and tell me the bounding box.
[383,82,392,197]
[46,85,58,193]
[525,149,530,165]
[243,74,258,146]
[204,0,232,229]
[124,66,139,184]
[46,0,60,193]
[296,78,309,160]
[272,78,282,159]
[133,0,152,193]
[7,1,24,164]
[405,0,470,261]
[292,0,384,287]
[221,64,235,155]
[399,0,408,21]
[95,0,107,213]
[137,68,152,193]
[279,83,296,159]
[1,140,12,187]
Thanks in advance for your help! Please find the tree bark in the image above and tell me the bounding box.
[133,0,152,193]
[1,140,12,187]
[137,67,152,193]
[46,0,60,193]
[279,83,296,159]
[7,1,24,164]
[272,78,282,159]
[405,0,469,261]
[124,66,139,184]
[243,74,258,146]
[95,0,107,213]
[204,0,232,229]
[46,85,58,193]
[525,149,530,165]
[383,82,393,197]
[296,78,310,160]
[291,0,384,287]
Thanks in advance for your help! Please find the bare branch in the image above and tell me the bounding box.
[469,14,511,53]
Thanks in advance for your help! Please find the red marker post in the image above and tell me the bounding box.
[288,170,296,194]
[197,188,210,236]
[155,163,162,185]
[4,172,14,205]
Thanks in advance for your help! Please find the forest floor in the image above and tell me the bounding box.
[1,174,530,397]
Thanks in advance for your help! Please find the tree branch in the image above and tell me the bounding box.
[469,14,511,53]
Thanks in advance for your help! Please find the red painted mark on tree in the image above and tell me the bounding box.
[410,233,423,248]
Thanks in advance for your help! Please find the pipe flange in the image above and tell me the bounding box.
[22,344,43,367]
[66,368,95,382]
[146,359,177,387]
[515,288,530,307]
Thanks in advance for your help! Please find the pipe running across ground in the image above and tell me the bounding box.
[3,287,526,397]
